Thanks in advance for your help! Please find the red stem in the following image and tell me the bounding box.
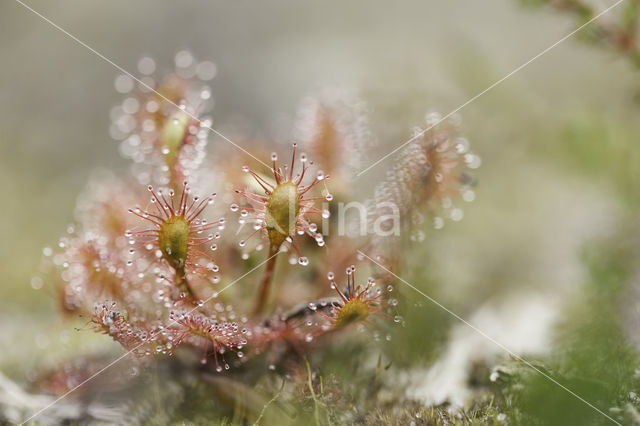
[253,245,279,315]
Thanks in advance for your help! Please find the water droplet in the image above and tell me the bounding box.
[455,137,469,154]
[450,208,463,221]
[433,216,445,230]
[30,276,43,290]
[195,60,217,80]
[298,257,309,266]
[242,165,249,173]
[305,333,313,342]
[137,56,156,75]
[271,152,278,161]
[114,74,134,93]
[410,230,425,242]
[462,189,475,202]
[464,153,481,169]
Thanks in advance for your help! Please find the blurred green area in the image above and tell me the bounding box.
[2,0,640,424]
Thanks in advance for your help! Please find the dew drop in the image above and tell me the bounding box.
[450,208,464,222]
[114,74,134,93]
[462,189,476,202]
[455,137,469,154]
[196,60,217,80]
[410,230,425,242]
[137,56,156,75]
[433,216,445,230]
[30,276,43,290]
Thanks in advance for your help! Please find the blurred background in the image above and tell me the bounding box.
[1,0,640,424]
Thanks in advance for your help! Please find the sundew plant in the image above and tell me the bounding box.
[30,53,477,423]
[4,1,640,425]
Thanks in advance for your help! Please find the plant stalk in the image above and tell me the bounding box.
[254,245,279,315]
